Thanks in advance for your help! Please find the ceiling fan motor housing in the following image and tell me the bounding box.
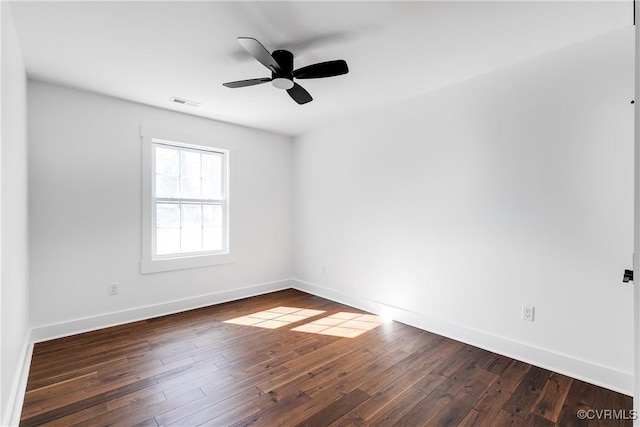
[271,50,294,89]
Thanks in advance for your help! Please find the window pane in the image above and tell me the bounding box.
[156,203,180,228]
[151,141,227,258]
[203,227,222,251]
[181,228,202,252]
[157,228,180,255]
[180,151,201,199]
[181,204,202,229]
[156,147,178,177]
[202,154,222,199]
[156,175,179,198]
[203,205,222,227]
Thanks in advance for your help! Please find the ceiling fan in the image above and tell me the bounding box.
[223,37,349,105]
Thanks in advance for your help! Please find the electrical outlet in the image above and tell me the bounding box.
[109,282,118,296]
[321,266,326,274]
[522,305,534,322]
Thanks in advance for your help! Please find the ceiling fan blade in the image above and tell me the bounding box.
[287,83,313,105]
[237,37,281,72]
[223,77,271,88]
[293,60,348,79]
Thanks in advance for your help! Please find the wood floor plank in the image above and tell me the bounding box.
[102,362,222,412]
[132,417,159,427]
[426,388,478,427]
[39,403,108,427]
[251,388,311,419]
[227,390,311,427]
[588,386,631,427]
[555,379,597,427]
[397,331,444,354]
[334,367,433,425]
[473,378,515,426]
[502,365,552,416]
[256,342,351,392]
[524,412,557,427]
[409,340,464,375]
[366,386,429,427]
[19,289,632,427]
[530,372,573,422]
[105,385,170,413]
[160,387,263,426]
[21,377,158,427]
[497,359,532,393]
[463,369,499,397]
[79,391,166,425]
[262,348,368,402]
[378,324,430,353]
[491,409,526,426]
[391,389,452,427]
[90,386,206,427]
[25,357,128,392]
[433,345,491,378]
[294,388,370,427]
[196,401,261,427]
[458,409,481,426]
[24,371,100,402]
[263,385,368,427]
[304,348,411,400]
[484,354,513,376]
[436,356,493,396]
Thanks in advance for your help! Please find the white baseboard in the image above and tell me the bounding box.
[3,329,33,427]
[31,279,293,343]
[291,278,633,396]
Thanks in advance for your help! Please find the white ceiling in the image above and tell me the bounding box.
[9,1,631,136]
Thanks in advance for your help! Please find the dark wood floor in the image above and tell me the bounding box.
[21,289,632,426]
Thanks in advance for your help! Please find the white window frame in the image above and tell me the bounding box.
[140,126,235,274]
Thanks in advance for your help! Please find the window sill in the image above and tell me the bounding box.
[140,253,235,274]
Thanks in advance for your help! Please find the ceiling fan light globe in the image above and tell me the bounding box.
[272,77,294,90]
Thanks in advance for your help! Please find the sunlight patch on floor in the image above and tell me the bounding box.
[291,312,383,338]
[224,307,326,329]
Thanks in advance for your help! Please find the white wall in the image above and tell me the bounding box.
[28,81,293,331]
[1,2,30,425]
[293,28,635,393]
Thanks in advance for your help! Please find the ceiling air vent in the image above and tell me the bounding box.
[170,97,201,107]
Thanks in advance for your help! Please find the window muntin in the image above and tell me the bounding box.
[152,140,228,258]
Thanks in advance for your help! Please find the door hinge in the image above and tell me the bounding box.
[623,269,634,283]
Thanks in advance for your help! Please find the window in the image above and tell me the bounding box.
[153,141,227,257]
[141,126,233,274]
